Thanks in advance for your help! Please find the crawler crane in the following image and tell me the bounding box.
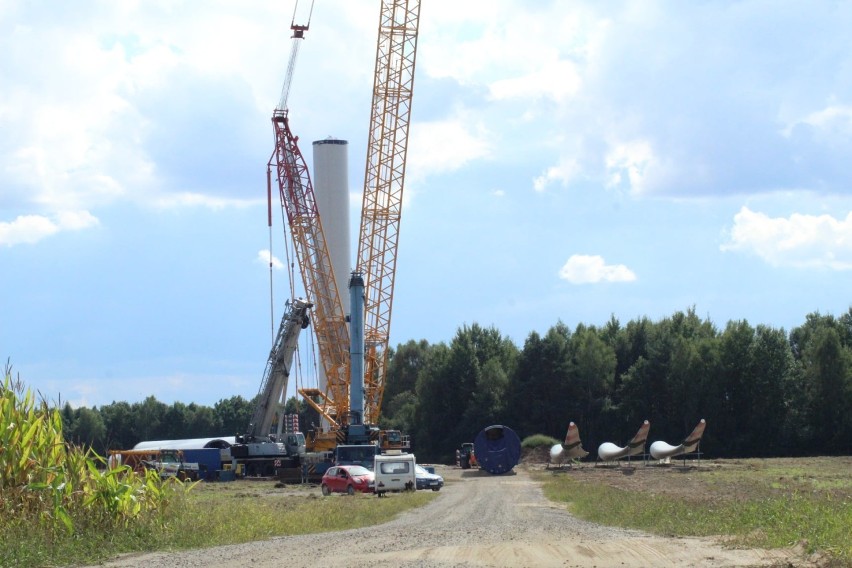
[267,1,351,451]
[268,0,420,460]
[298,0,422,456]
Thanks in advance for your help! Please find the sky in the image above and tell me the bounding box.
[2,0,852,410]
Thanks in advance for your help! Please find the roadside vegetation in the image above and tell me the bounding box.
[0,368,434,568]
[173,482,434,547]
[1,366,183,567]
[535,458,852,566]
[520,433,559,449]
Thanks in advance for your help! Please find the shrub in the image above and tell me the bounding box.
[521,434,559,448]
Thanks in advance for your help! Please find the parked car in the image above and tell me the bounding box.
[321,465,375,495]
[415,464,444,491]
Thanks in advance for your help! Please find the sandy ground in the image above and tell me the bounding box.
[91,462,815,568]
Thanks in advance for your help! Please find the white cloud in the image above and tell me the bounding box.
[721,206,852,269]
[533,157,581,192]
[558,254,637,284]
[0,211,99,246]
[257,249,283,270]
[421,1,592,92]
[407,114,492,181]
[151,193,261,211]
[605,140,655,194]
[0,2,323,225]
[454,2,852,198]
[55,210,100,230]
[489,59,582,103]
[784,104,852,139]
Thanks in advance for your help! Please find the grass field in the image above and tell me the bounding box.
[1,481,435,568]
[532,456,852,566]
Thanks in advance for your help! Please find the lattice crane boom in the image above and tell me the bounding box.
[356,0,421,426]
[267,3,350,438]
[265,0,420,451]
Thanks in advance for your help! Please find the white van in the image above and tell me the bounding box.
[373,453,416,496]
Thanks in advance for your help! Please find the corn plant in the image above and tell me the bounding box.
[1,364,183,538]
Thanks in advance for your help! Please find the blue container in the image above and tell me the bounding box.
[182,448,221,481]
[473,425,521,474]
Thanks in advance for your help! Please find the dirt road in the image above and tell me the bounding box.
[97,465,807,568]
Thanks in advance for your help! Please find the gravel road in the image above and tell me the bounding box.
[94,465,807,568]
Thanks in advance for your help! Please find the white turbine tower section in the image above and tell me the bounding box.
[311,138,350,415]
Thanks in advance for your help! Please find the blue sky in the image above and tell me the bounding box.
[2,0,851,409]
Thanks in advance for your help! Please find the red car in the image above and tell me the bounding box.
[321,465,375,495]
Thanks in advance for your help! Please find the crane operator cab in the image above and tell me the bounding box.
[281,432,306,457]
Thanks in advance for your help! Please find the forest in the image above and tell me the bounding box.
[57,307,852,464]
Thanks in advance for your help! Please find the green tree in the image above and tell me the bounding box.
[185,403,221,437]
[509,322,572,439]
[411,324,517,462]
[133,396,167,441]
[743,325,793,456]
[462,357,511,435]
[382,391,417,434]
[68,407,107,454]
[412,343,451,460]
[161,402,189,440]
[802,326,851,452]
[569,325,616,444]
[214,395,254,436]
[383,339,432,403]
[99,401,137,450]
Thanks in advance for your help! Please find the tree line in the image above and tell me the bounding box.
[58,308,851,463]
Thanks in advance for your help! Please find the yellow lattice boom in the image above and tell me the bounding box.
[356,0,421,426]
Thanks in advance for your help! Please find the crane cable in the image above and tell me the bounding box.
[278,0,315,112]
[267,0,322,410]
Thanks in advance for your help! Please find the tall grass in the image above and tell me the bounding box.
[537,471,852,564]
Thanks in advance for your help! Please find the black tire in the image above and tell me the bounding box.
[347,485,355,495]
[321,484,330,496]
[432,487,441,491]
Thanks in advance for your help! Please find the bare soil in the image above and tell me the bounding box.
[92,456,822,568]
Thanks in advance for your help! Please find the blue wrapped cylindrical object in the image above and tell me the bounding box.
[473,425,521,474]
